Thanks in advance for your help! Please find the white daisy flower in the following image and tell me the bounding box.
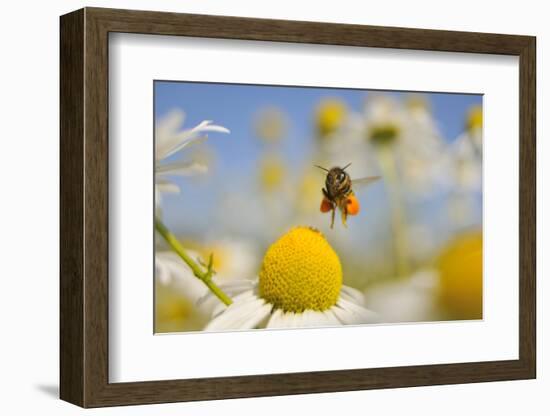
[450,131,482,192]
[361,94,451,196]
[446,106,482,227]
[155,109,230,206]
[201,227,378,331]
[450,105,482,193]
[203,239,259,283]
[156,238,258,308]
[155,250,218,313]
[156,250,204,290]
[155,250,220,332]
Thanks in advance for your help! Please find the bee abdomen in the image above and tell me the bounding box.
[341,181,352,196]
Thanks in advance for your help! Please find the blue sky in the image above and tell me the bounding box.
[154,81,482,238]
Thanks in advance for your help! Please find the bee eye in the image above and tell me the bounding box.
[337,173,345,182]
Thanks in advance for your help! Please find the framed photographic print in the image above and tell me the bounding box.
[60,7,536,408]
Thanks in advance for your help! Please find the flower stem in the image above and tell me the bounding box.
[376,145,411,278]
[155,219,233,306]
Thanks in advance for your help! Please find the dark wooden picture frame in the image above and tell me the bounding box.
[60,7,536,408]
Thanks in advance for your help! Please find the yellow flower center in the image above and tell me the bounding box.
[316,99,347,138]
[437,231,482,319]
[406,95,430,112]
[255,107,287,143]
[466,105,483,132]
[259,227,343,312]
[368,123,400,146]
[259,156,286,191]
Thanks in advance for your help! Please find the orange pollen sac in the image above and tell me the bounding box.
[320,198,333,213]
[346,195,360,215]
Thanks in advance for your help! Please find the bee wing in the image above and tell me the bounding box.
[351,176,381,189]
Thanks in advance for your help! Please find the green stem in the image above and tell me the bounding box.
[377,145,410,278]
[155,219,233,306]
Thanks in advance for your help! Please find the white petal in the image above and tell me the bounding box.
[210,301,226,318]
[157,120,229,161]
[340,285,366,305]
[331,305,357,324]
[266,309,284,328]
[192,120,231,135]
[155,251,211,302]
[155,179,180,194]
[156,132,202,161]
[199,280,256,308]
[273,311,291,328]
[156,110,186,140]
[299,310,342,328]
[275,312,299,328]
[300,310,327,327]
[323,309,342,325]
[239,303,272,329]
[155,258,172,285]
[204,296,264,331]
[159,110,186,134]
[334,297,379,324]
[156,161,208,177]
[217,280,256,297]
[209,289,256,318]
[155,110,187,159]
[266,309,342,329]
[283,312,304,328]
[218,279,256,290]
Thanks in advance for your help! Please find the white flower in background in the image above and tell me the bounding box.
[360,94,452,196]
[450,105,483,193]
[156,239,257,308]
[401,96,454,194]
[254,106,288,143]
[155,249,224,332]
[204,239,259,283]
[450,132,482,192]
[201,227,378,331]
[362,269,440,323]
[446,105,482,227]
[155,250,218,313]
[313,98,377,173]
[155,109,230,210]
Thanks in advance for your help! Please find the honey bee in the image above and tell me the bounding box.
[315,163,380,229]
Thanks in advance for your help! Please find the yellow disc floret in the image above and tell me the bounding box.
[259,227,343,312]
[316,99,347,138]
[466,105,483,133]
[368,123,400,146]
[259,155,286,192]
[437,231,483,320]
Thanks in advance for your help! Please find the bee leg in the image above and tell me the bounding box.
[341,208,348,228]
[330,208,335,229]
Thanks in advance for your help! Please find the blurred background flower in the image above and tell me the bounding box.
[258,154,287,193]
[437,230,483,320]
[316,98,348,139]
[155,250,215,332]
[254,106,288,144]
[447,104,483,230]
[154,81,483,332]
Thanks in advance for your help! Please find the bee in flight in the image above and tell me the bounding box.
[315,163,380,229]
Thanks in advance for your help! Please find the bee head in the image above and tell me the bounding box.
[327,165,351,191]
[315,163,352,195]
